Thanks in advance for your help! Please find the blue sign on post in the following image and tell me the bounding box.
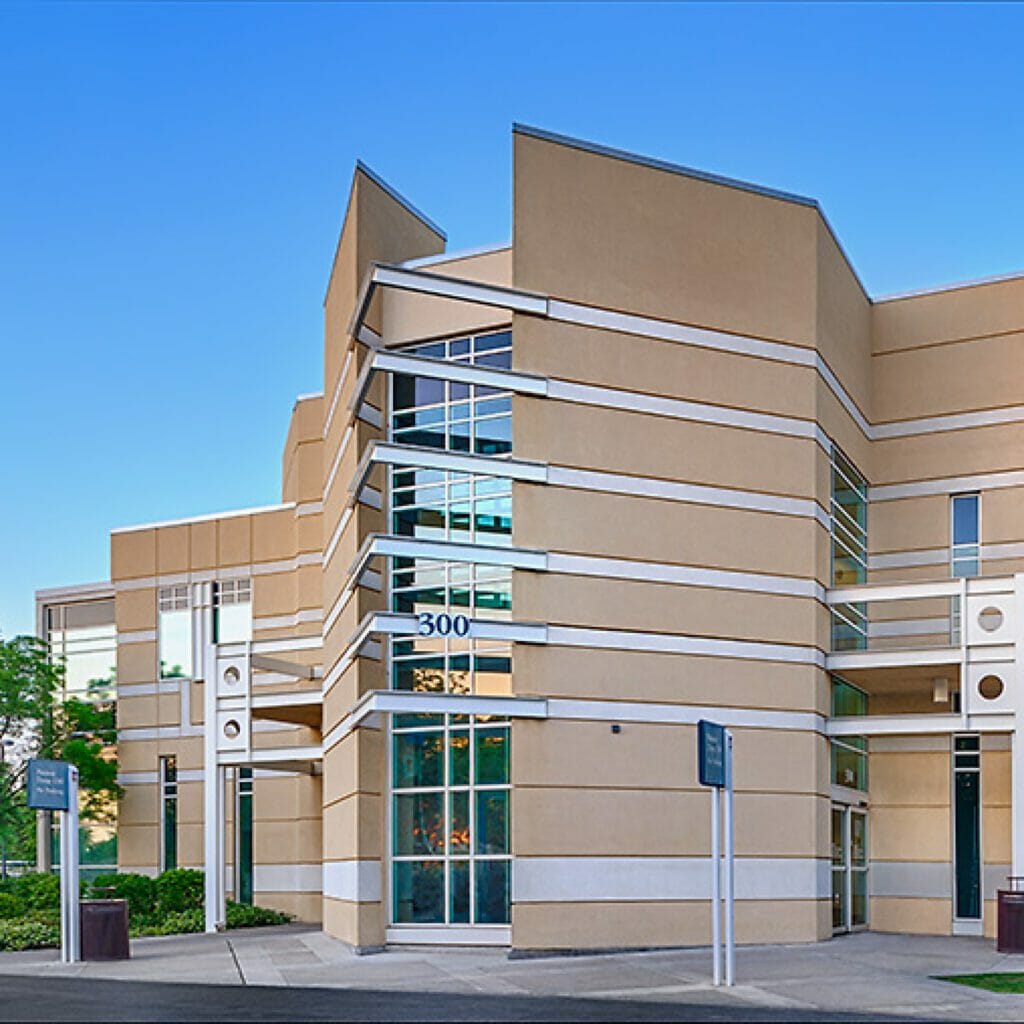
[698,720,726,788]
[26,759,71,812]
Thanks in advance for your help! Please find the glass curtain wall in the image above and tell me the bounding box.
[830,447,868,651]
[388,331,513,928]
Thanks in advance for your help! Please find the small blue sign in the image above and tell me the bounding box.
[26,759,70,811]
[698,720,726,788]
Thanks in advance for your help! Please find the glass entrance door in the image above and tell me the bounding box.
[832,804,868,933]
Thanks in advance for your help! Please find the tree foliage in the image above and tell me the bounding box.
[0,634,120,864]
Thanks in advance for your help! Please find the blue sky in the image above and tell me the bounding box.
[3,2,1024,636]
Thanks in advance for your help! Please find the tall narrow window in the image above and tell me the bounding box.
[236,768,253,905]
[214,579,252,643]
[830,677,868,791]
[388,330,513,928]
[951,494,980,578]
[160,756,178,871]
[158,586,191,679]
[953,735,981,921]
[830,447,868,651]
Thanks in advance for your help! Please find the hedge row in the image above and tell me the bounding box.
[0,869,291,951]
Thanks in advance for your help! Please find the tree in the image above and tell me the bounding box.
[0,635,120,875]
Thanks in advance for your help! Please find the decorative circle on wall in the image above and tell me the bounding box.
[223,666,241,686]
[978,674,1005,700]
[979,606,1004,633]
[223,719,241,739]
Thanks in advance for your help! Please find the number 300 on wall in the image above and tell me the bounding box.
[417,612,470,637]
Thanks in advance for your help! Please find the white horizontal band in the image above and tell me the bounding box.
[512,856,829,903]
[254,609,323,631]
[117,630,156,645]
[548,625,825,667]
[254,863,322,894]
[322,860,382,903]
[871,467,1024,502]
[550,467,830,529]
[112,502,297,535]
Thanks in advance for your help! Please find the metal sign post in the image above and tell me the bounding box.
[27,759,79,963]
[698,722,734,987]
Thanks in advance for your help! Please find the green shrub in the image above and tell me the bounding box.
[156,868,205,913]
[0,893,23,920]
[89,873,157,919]
[131,908,204,938]
[226,901,292,929]
[0,919,60,951]
[14,873,59,911]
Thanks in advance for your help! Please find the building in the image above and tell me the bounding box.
[35,124,1024,951]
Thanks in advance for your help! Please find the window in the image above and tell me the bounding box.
[214,579,252,643]
[830,678,867,791]
[160,756,178,871]
[236,768,253,905]
[391,331,512,456]
[45,599,116,701]
[830,447,868,651]
[158,586,191,679]
[951,494,980,578]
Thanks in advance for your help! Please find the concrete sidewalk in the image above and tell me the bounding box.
[3,925,1024,1020]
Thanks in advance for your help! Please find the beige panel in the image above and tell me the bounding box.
[980,486,1024,544]
[252,508,296,563]
[815,218,872,419]
[116,589,156,631]
[118,695,158,729]
[254,776,324,822]
[117,824,158,870]
[513,721,825,796]
[869,896,951,935]
[513,788,824,858]
[870,807,950,862]
[513,130,819,346]
[188,521,217,570]
[117,739,159,773]
[873,331,1024,422]
[119,783,158,828]
[513,315,816,421]
[870,498,949,557]
[513,644,826,714]
[511,898,824,950]
[815,380,871,482]
[514,396,818,499]
[322,730,384,808]
[869,752,948,806]
[983,750,1011,806]
[516,572,822,647]
[254,819,323,863]
[983,806,1011,864]
[873,275,1024,353]
[255,892,322,923]
[155,526,190,575]
[322,897,385,949]
[218,516,252,568]
[514,484,824,580]
[382,292,511,349]
[111,530,156,580]
[253,571,297,617]
[875,423,1024,487]
[117,642,156,685]
[322,792,382,861]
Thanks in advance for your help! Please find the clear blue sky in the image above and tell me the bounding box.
[3,2,1024,637]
